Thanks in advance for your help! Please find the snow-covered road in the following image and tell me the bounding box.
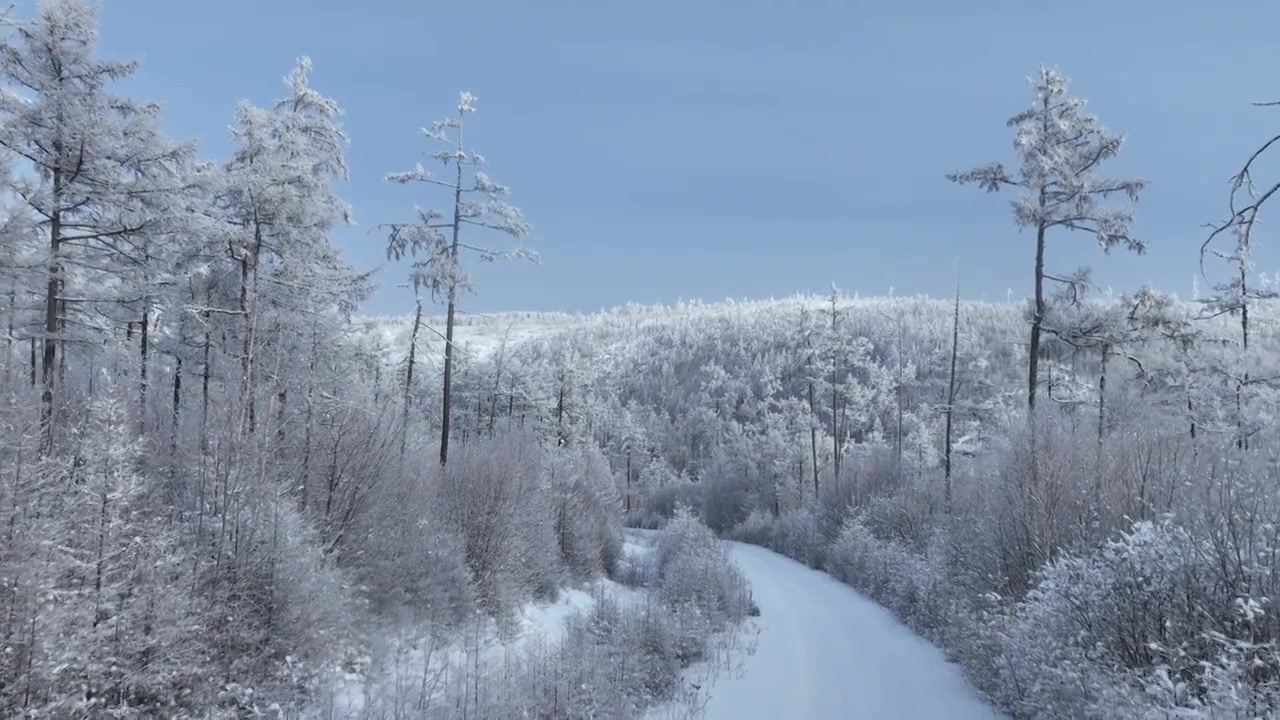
[702,542,1005,720]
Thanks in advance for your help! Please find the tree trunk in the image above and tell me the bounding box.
[625,450,632,513]
[1095,343,1108,505]
[40,160,63,453]
[275,387,287,444]
[831,376,840,482]
[944,280,960,512]
[3,286,13,389]
[1238,265,1249,450]
[1026,201,1048,488]
[1029,216,1046,413]
[832,377,839,482]
[201,325,211,454]
[895,345,904,472]
[829,291,841,483]
[324,434,342,522]
[240,222,263,435]
[171,355,182,456]
[1188,394,1196,442]
[56,319,65,390]
[402,298,421,457]
[439,124,466,466]
[808,381,819,498]
[139,302,150,435]
[92,482,109,628]
[300,325,318,513]
[196,322,210,576]
[240,251,252,433]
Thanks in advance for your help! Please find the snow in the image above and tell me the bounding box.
[359,311,584,365]
[696,541,1005,720]
[511,570,649,648]
[321,569,645,716]
[508,585,598,648]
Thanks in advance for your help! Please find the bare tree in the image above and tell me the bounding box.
[1201,99,1280,450]
[944,277,961,512]
[383,92,536,465]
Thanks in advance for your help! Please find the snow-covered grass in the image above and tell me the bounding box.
[316,573,639,716]
[308,526,745,719]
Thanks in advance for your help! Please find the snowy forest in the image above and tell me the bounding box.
[3,0,1280,719]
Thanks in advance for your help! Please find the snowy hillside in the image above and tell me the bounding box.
[360,291,1276,374]
[9,0,1280,717]
[355,289,1280,719]
[358,310,588,365]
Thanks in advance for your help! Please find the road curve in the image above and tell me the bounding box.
[702,541,1006,720]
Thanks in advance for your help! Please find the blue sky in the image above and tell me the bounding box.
[85,0,1280,314]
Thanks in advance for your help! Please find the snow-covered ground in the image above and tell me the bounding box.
[317,534,650,717]
[318,526,1003,719]
[695,541,1005,720]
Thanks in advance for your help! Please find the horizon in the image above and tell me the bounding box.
[360,285,1222,325]
[65,0,1280,314]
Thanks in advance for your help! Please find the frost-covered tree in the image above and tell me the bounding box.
[817,289,890,485]
[1043,287,1162,502]
[1203,99,1280,333]
[0,0,195,449]
[792,305,823,495]
[383,92,536,465]
[0,156,39,391]
[948,66,1145,413]
[0,3,646,717]
[1201,101,1280,449]
[221,56,352,434]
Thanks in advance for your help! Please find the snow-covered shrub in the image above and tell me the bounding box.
[401,518,753,719]
[656,506,753,625]
[861,486,936,552]
[729,509,777,548]
[435,433,564,614]
[1000,521,1201,713]
[699,451,753,533]
[546,595,685,716]
[841,444,903,508]
[347,471,476,628]
[771,509,826,568]
[1189,628,1280,718]
[989,519,1280,719]
[827,512,930,611]
[645,478,705,521]
[617,533,660,589]
[625,509,666,530]
[544,514,752,715]
[0,385,362,715]
[546,442,625,579]
[825,511,956,640]
[248,501,359,697]
[451,593,689,720]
